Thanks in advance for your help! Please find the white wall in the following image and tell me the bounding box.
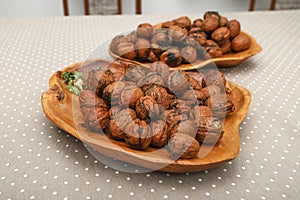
[0,0,272,17]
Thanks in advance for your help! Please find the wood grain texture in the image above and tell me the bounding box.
[41,60,252,172]
[109,31,262,70]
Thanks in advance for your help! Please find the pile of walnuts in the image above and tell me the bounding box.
[78,60,235,159]
[110,11,251,67]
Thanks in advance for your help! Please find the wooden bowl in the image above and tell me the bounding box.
[41,59,252,173]
[109,32,262,71]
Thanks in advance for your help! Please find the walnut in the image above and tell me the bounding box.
[186,71,205,89]
[147,50,159,63]
[160,47,183,67]
[192,19,203,28]
[110,35,129,54]
[203,17,219,33]
[135,38,151,61]
[204,40,223,58]
[191,106,212,122]
[169,99,194,114]
[79,90,109,132]
[211,27,230,44]
[126,31,138,43]
[206,94,235,118]
[168,25,188,42]
[168,119,197,138]
[138,72,166,88]
[165,109,189,126]
[136,23,153,38]
[143,84,171,110]
[180,46,197,64]
[106,60,127,81]
[86,106,110,132]
[219,39,231,54]
[88,69,115,97]
[120,85,144,108]
[203,11,220,20]
[161,21,176,29]
[185,74,202,91]
[204,70,226,89]
[117,42,137,60]
[167,133,200,159]
[148,61,170,83]
[195,117,224,144]
[151,29,171,47]
[168,70,191,95]
[151,120,169,147]
[124,119,152,150]
[123,65,147,83]
[174,16,192,30]
[219,16,228,27]
[196,85,221,105]
[188,32,207,46]
[79,90,108,117]
[231,34,251,52]
[108,106,137,140]
[181,90,201,105]
[136,96,165,122]
[104,81,135,107]
[227,19,241,38]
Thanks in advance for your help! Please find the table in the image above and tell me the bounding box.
[0,10,299,200]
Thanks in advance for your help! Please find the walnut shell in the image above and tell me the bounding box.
[151,120,169,147]
[143,84,171,110]
[151,29,171,47]
[126,31,138,43]
[136,23,153,38]
[180,46,197,64]
[227,19,241,38]
[196,85,222,105]
[203,11,220,20]
[110,35,129,54]
[148,61,170,82]
[188,32,207,46]
[211,27,230,43]
[191,105,212,121]
[79,90,108,117]
[231,34,251,52]
[168,119,197,138]
[108,106,137,140]
[117,42,137,60]
[123,65,147,83]
[138,72,166,88]
[136,96,165,122]
[195,117,224,144]
[219,39,231,54]
[174,16,192,30]
[192,19,203,28]
[147,50,159,62]
[169,99,194,114]
[120,85,144,108]
[203,17,219,33]
[160,48,183,67]
[168,25,188,42]
[168,70,191,95]
[204,70,226,89]
[165,109,189,126]
[86,106,110,132]
[206,94,235,118]
[167,133,200,159]
[124,119,152,150]
[135,38,151,61]
[88,69,115,97]
[219,16,228,27]
[107,81,135,107]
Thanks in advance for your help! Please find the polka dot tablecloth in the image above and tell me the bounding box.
[0,10,299,200]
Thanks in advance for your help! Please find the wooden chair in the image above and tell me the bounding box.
[249,0,276,11]
[63,0,122,16]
